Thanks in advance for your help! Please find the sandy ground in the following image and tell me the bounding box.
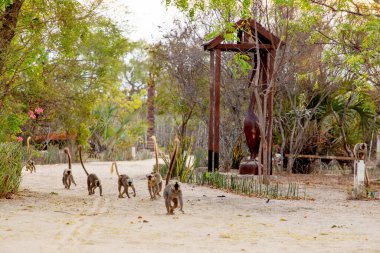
[0,159,379,253]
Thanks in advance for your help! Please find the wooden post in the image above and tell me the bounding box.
[214,49,221,171]
[208,51,215,172]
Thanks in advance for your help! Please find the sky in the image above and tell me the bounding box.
[100,0,181,42]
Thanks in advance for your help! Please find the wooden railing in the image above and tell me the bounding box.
[285,154,355,161]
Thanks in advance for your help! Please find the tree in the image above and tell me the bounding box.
[0,0,24,90]
[154,21,209,142]
[0,0,139,147]
[89,92,145,160]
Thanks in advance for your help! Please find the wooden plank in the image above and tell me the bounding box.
[213,49,221,170]
[285,154,355,161]
[203,34,224,51]
[208,51,215,172]
[203,20,246,50]
[214,43,273,51]
[248,19,282,47]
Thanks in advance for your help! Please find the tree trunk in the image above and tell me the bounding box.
[146,73,155,152]
[0,0,24,53]
[377,134,380,168]
[0,0,24,108]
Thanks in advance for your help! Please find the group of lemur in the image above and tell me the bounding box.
[24,136,184,215]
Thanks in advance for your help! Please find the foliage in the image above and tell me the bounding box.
[153,22,209,141]
[0,142,23,198]
[0,0,14,11]
[231,134,245,170]
[160,138,195,183]
[277,1,379,169]
[0,113,27,141]
[77,123,91,147]
[193,148,207,168]
[135,149,152,161]
[36,145,63,165]
[90,93,146,159]
[1,0,379,174]
[0,0,141,151]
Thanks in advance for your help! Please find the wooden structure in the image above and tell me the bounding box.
[285,154,355,161]
[34,133,77,143]
[203,18,283,172]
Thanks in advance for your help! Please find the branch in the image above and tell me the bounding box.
[310,0,380,18]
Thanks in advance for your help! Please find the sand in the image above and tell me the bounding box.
[0,159,379,253]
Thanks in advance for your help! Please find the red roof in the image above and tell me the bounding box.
[203,18,284,52]
[34,133,77,142]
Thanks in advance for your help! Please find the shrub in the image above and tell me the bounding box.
[40,145,62,164]
[160,138,195,183]
[135,149,152,160]
[193,148,207,168]
[0,142,23,198]
[231,135,244,170]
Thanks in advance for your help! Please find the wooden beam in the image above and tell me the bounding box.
[203,35,224,51]
[203,19,246,50]
[248,19,282,47]
[285,154,355,161]
[208,51,215,172]
[213,49,221,171]
[213,43,273,51]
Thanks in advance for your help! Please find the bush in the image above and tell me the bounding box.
[104,148,134,161]
[135,149,152,160]
[37,145,63,164]
[157,163,168,178]
[160,138,195,183]
[193,148,207,168]
[0,142,23,198]
[231,135,244,170]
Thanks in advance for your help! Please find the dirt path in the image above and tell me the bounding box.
[1,159,379,252]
